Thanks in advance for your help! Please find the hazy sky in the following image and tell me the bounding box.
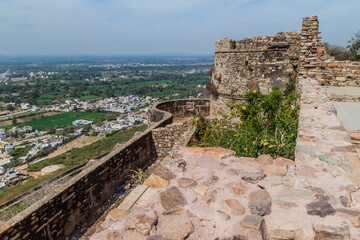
[0,0,359,56]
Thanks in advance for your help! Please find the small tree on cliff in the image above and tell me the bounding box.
[347,31,360,61]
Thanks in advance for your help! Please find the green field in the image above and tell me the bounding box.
[26,112,108,131]
[36,96,53,105]
[0,125,148,206]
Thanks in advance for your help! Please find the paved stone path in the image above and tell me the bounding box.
[88,77,360,240]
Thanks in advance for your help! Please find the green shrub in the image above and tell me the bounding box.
[189,87,299,159]
[9,146,32,160]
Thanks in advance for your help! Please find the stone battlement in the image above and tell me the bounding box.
[210,15,360,115]
[215,31,299,53]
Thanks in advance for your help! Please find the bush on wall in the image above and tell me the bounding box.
[189,84,299,159]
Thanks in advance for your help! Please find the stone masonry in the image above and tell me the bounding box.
[88,16,360,240]
[298,16,360,87]
[210,31,300,115]
[0,99,209,240]
[211,15,360,115]
[1,15,360,240]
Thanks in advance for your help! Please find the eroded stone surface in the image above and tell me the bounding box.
[249,189,272,216]
[125,213,157,235]
[241,215,263,230]
[85,16,360,240]
[196,155,221,169]
[313,223,350,240]
[160,215,194,239]
[274,157,295,166]
[178,177,197,188]
[223,199,246,215]
[160,187,187,214]
[256,155,273,165]
[306,201,335,217]
[340,196,351,207]
[241,172,266,184]
[144,166,175,188]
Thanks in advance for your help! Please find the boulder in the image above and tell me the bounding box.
[203,175,219,186]
[268,229,297,240]
[227,168,242,176]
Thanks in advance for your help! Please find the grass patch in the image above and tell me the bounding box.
[9,146,32,159]
[36,96,53,105]
[79,95,101,101]
[25,112,108,131]
[27,125,148,172]
[0,168,68,206]
[0,125,147,206]
[0,202,29,220]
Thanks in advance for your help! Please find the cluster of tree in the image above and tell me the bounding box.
[0,68,210,105]
[325,30,360,61]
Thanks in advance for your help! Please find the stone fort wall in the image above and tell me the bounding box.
[210,31,300,115]
[0,99,210,240]
[298,16,360,87]
[210,16,360,115]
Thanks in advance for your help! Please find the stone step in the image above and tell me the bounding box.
[117,184,149,215]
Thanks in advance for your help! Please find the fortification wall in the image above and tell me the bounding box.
[210,31,300,114]
[0,99,209,240]
[296,16,360,87]
[210,16,360,115]
[152,122,190,160]
[151,99,210,121]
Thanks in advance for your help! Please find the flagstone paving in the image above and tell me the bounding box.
[88,77,360,240]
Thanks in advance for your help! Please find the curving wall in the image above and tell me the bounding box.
[0,98,209,240]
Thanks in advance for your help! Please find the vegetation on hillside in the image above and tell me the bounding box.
[189,80,299,159]
[27,125,147,172]
[1,111,109,131]
[0,125,147,205]
[8,146,32,160]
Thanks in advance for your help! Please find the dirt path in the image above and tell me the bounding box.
[47,135,101,159]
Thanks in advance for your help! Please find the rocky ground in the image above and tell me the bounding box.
[88,146,359,240]
[88,77,360,239]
